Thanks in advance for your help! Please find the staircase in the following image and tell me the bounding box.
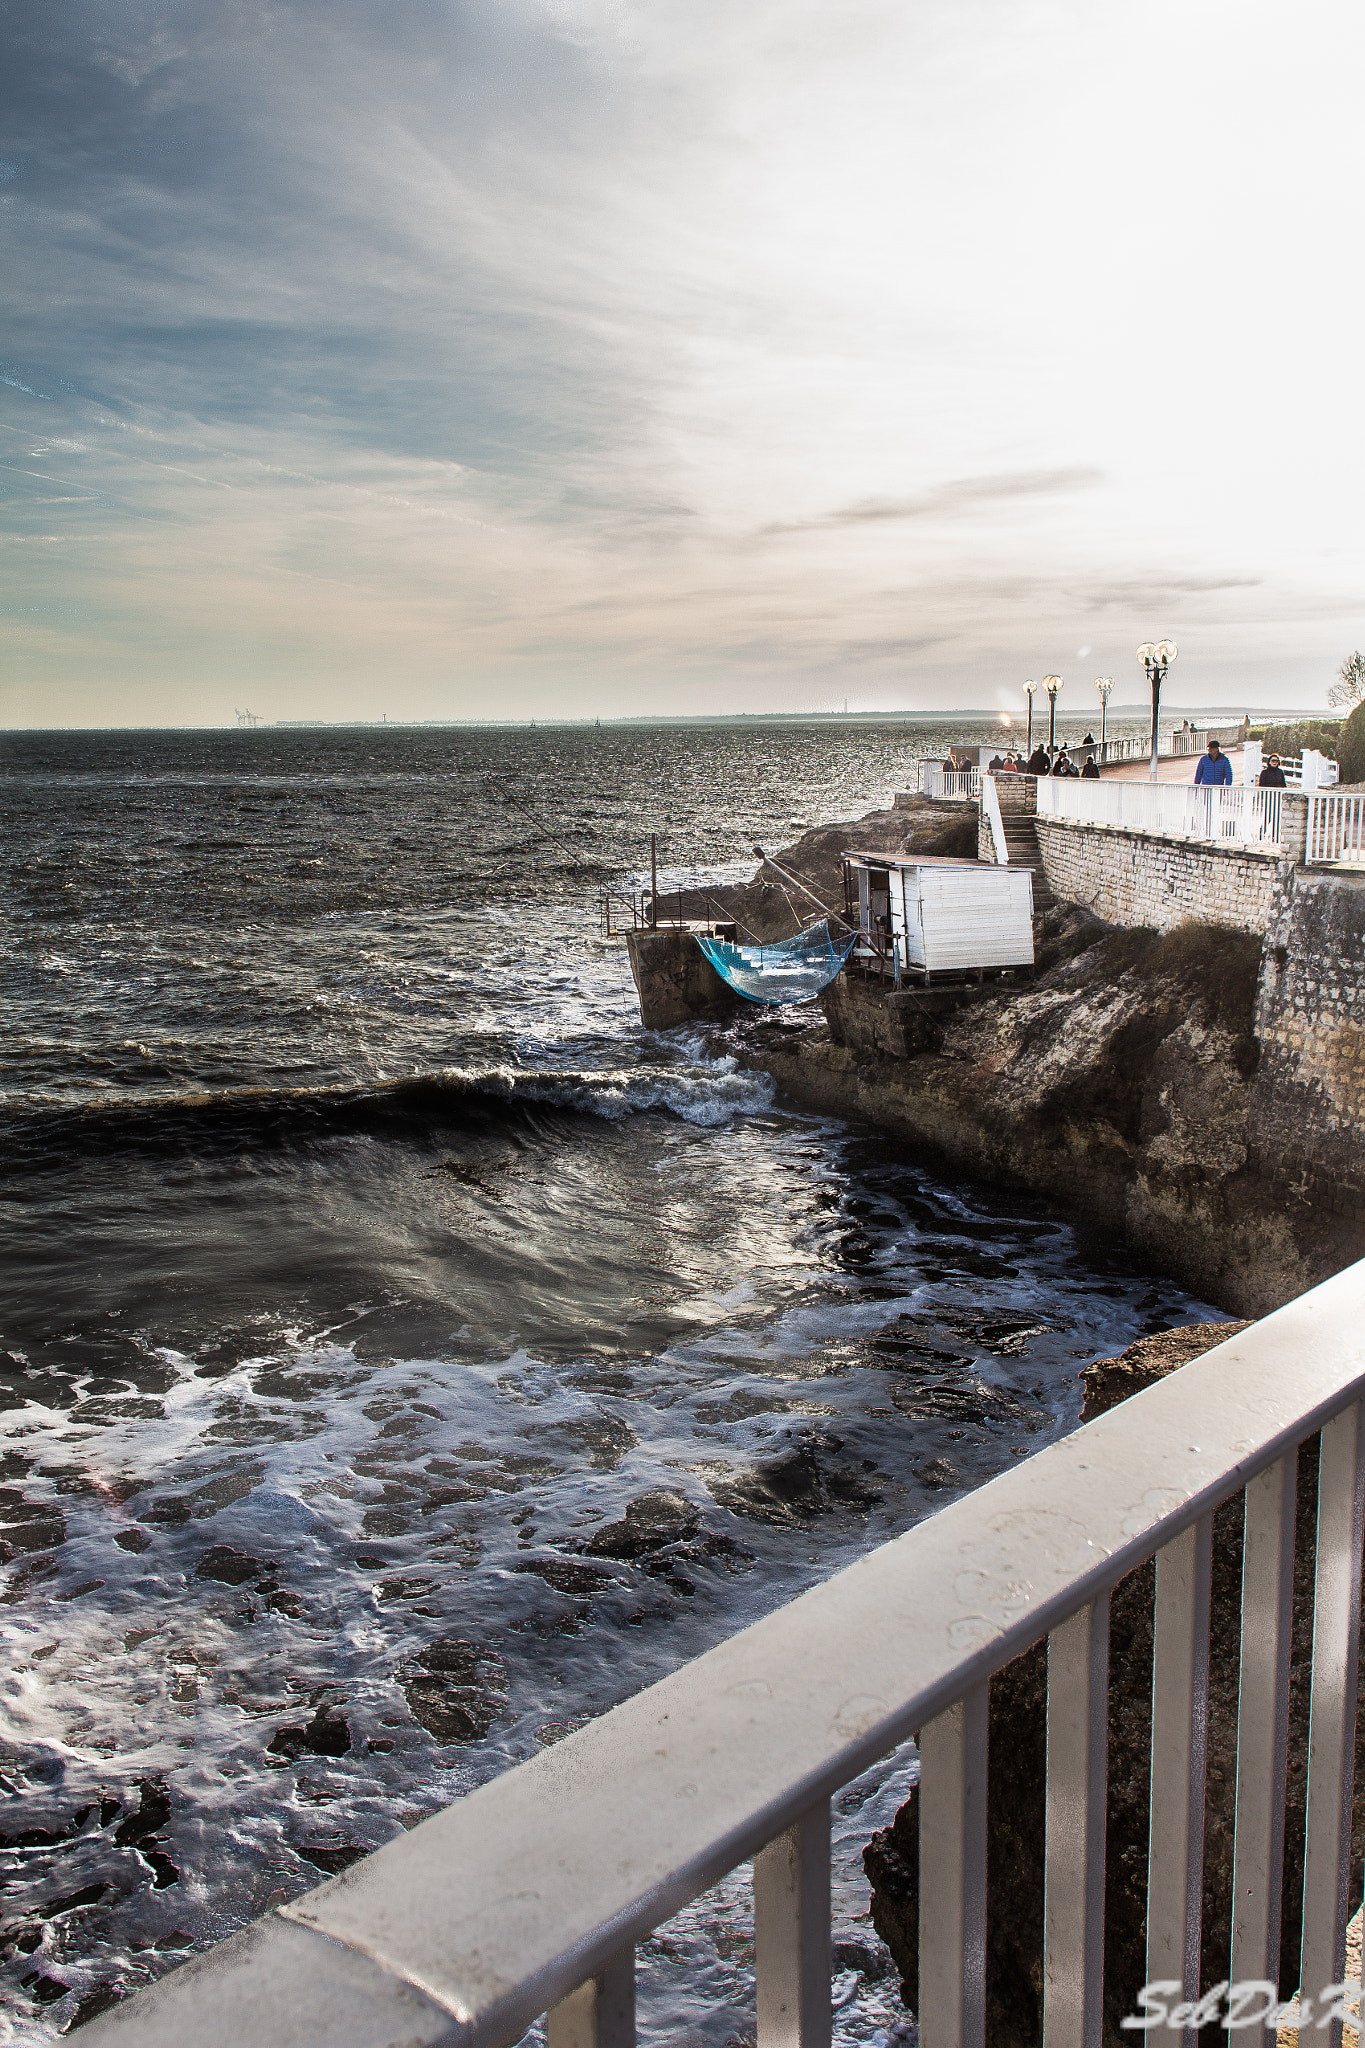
[999,812,1055,911]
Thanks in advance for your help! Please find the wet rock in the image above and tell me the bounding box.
[707,1435,881,1527]
[885,1373,1044,1429]
[20,1971,69,2005]
[582,1491,701,1561]
[0,1491,65,1561]
[513,1557,617,1596]
[112,1778,172,1849]
[113,1528,151,1554]
[399,1639,509,1747]
[532,1415,636,1471]
[193,1545,265,1586]
[68,1983,128,2028]
[137,1497,192,1528]
[832,1937,890,1980]
[864,1322,1365,2047]
[295,1840,368,1875]
[110,1778,180,1889]
[268,1704,352,1762]
[1078,1319,1251,1418]
[910,1457,958,1489]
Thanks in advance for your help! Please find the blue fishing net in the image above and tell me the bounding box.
[694,922,857,1005]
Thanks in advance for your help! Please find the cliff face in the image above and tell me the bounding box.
[736,915,1362,1318]
[863,1324,1364,2048]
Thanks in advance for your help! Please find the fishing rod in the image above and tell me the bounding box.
[751,846,855,931]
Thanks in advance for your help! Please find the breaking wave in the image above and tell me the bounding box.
[0,1057,776,1164]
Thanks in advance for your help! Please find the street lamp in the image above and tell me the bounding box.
[1136,640,1178,781]
[1095,677,1114,760]
[1023,678,1038,756]
[1043,674,1063,753]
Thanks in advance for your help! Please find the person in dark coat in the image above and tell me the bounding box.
[1026,744,1050,775]
[1259,754,1287,788]
[1081,756,1100,780]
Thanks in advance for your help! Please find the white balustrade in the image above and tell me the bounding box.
[1035,775,1283,850]
[919,763,980,800]
[1308,792,1365,866]
[81,1262,1365,2048]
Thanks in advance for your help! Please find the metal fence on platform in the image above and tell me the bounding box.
[85,1262,1365,2048]
[1035,776,1284,850]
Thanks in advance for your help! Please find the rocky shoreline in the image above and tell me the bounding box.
[634,797,1363,1319]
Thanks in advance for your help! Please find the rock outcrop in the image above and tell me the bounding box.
[863,1322,1365,2048]
[736,913,1361,1317]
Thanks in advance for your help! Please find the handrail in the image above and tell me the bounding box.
[981,772,1008,864]
[84,1259,1365,2048]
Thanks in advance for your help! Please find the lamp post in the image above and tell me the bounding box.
[1023,678,1038,758]
[1135,640,1177,781]
[1095,677,1114,761]
[1043,674,1063,754]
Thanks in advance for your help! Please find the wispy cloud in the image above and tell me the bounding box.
[758,468,1105,537]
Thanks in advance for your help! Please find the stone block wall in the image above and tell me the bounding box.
[1034,818,1281,935]
[1251,867,1365,1219]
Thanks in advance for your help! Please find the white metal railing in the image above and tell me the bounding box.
[1035,774,1284,850]
[1308,791,1365,866]
[981,772,1008,863]
[84,1263,1365,2048]
[919,762,981,800]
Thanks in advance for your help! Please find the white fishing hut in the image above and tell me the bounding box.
[841,854,1035,984]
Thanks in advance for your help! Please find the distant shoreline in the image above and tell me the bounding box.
[0,705,1327,736]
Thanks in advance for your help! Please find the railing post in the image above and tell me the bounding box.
[918,1684,988,2048]
[1045,1596,1110,2048]
[1147,1516,1213,2044]
[754,1798,831,2048]
[1230,1453,1298,1992]
[1300,1405,1365,2048]
[547,1947,636,2048]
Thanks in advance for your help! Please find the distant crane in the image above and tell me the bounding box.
[234,708,261,727]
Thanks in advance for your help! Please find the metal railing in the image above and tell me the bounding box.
[919,763,981,800]
[1308,792,1365,867]
[1035,775,1284,850]
[85,1262,1365,2048]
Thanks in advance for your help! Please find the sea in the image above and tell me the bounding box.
[0,721,1222,2044]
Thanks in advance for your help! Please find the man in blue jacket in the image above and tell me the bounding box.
[1194,739,1233,786]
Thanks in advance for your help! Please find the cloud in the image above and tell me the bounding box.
[757,467,1105,537]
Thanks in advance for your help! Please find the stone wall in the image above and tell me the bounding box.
[1251,866,1365,1222]
[1034,816,1281,935]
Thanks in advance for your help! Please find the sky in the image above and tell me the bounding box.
[2,0,1364,726]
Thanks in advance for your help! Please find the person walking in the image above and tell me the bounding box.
[1081,755,1100,780]
[1194,739,1233,787]
[1026,743,1050,776]
[1259,753,1287,788]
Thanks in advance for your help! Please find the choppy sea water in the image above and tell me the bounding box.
[0,723,1217,2043]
